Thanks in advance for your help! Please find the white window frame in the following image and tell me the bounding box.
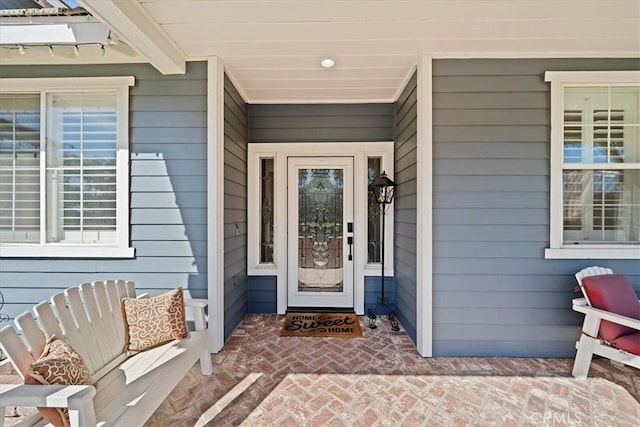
[545,71,640,260]
[247,142,394,314]
[0,77,135,258]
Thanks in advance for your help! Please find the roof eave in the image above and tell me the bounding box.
[81,0,186,74]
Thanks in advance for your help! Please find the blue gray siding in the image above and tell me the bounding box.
[223,75,249,338]
[247,276,277,313]
[393,72,418,342]
[432,58,640,357]
[364,276,396,315]
[0,62,209,320]
[249,104,394,142]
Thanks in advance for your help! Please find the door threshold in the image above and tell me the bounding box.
[287,307,355,314]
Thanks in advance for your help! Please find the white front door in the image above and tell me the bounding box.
[287,157,354,308]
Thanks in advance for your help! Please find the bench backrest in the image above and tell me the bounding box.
[0,280,136,382]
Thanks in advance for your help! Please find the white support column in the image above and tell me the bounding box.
[207,56,225,353]
[416,54,433,357]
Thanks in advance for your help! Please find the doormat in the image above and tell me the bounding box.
[280,313,362,338]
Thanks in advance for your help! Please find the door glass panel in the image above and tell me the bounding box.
[297,168,343,293]
[260,158,274,263]
[367,157,382,263]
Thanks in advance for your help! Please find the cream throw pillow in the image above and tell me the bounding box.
[24,335,93,427]
[122,287,190,355]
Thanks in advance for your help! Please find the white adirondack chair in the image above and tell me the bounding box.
[572,266,640,378]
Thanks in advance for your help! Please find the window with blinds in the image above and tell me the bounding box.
[46,92,117,244]
[0,95,41,243]
[0,76,133,257]
[0,90,121,248]
[562,87,640,244]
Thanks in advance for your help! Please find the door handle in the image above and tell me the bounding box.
[347,236,353,261]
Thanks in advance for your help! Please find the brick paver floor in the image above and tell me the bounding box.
[145,314,639,426]
[4,313,638,426]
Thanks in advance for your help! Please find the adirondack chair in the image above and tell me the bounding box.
[572,266,640,378]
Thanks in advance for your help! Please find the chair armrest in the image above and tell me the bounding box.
[572,297,588,307]
[184,298,208,331]
[184,298,208,309]
[0,383,95,408]
[572,303,640,331]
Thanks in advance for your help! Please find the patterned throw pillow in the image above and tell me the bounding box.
[122,287,190,355]
[24,335,93,427]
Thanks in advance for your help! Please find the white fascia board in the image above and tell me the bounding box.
[0,24,76,44]
[0,22,108,45]
[0,16,108,45]
[81,0,186,75]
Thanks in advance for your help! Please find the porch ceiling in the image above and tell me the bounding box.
[6,1,640,103]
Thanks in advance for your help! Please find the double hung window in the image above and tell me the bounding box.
[0,77,134,258]
[545,71,640,259]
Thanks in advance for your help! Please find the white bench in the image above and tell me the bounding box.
[0,280,212,426]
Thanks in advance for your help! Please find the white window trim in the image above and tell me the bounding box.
[0,76,135,258]
[544,70,640,260]
[247,142,394,315]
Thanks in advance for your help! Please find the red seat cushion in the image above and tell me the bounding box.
[581,274,640,342]
[611,332,640,356]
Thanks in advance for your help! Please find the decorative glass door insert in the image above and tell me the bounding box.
[288,157,354,308]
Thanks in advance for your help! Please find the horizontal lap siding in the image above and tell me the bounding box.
[0,62,209,320]
[394,72,418,342]
[432,58,640,357]
[224,76,249,338]
[248,104,394,142]
[247,276,277,313]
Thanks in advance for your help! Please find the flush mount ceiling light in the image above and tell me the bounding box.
[320,58,335,68]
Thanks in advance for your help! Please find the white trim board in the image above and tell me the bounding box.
[207,56,225,353]
[416,54,433,358]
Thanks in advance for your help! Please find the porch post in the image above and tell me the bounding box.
[416,54,433,357]
[207,56,225,353]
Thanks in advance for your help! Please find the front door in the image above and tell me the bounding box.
[287,157,354,308]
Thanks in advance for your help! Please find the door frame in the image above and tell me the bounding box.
[247,142,394,315]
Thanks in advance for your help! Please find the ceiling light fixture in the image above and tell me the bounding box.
[320,58,335,68]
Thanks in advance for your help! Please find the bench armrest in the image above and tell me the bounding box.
[184,298,208,309]
[572,302,640,331]
[1,384,97,427]
[184,298,208,331]
[0,383,95,408]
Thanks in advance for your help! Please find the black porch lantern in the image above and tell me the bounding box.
[368,171,399,331]
[373,171,396,205]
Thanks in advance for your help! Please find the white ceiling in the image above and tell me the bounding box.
[5,1,640,103]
